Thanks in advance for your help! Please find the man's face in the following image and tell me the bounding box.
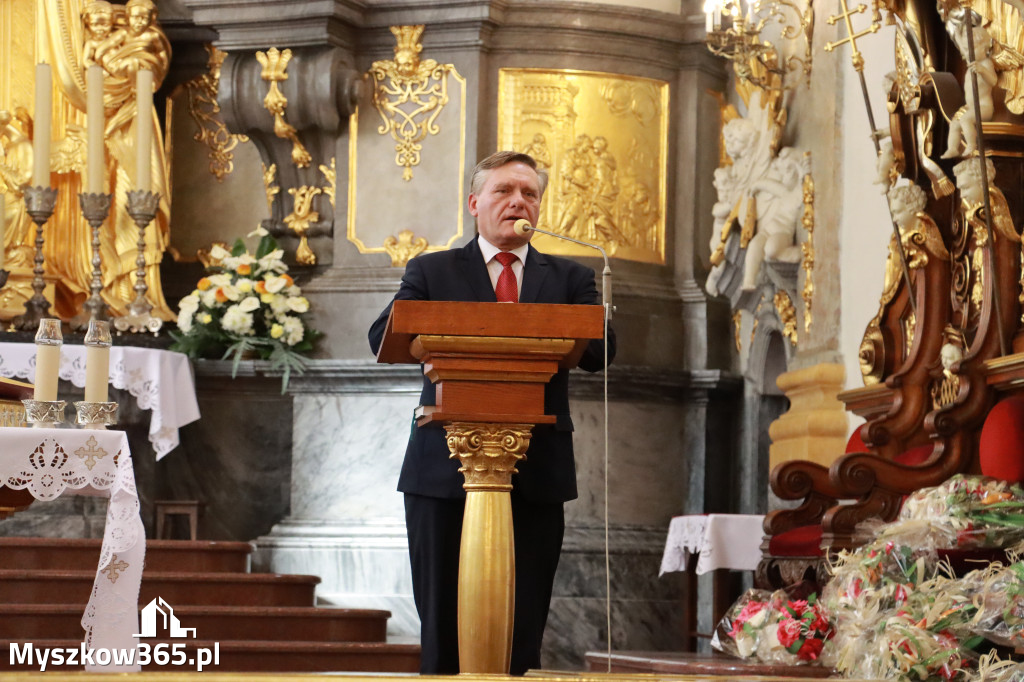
[468,161,542,250]
[128,6,150,35]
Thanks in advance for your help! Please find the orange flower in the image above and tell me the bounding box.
[982,491,1012,505]
[215,288,229,303]
[281,274,294,287]
[237,263,252,275]
[254,280,268,294]
[197,277,213,291]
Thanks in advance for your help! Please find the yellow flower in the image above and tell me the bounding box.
[199,313,213,324]
[270,323,285,339]
[237,280,253,293]
[260,292,274,304]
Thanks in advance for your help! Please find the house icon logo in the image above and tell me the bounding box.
[133,597,197,638]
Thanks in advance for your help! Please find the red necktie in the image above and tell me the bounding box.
[494,252,519,303]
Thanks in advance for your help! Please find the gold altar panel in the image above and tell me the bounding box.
[498,68,668,265]
[347,28,467,266]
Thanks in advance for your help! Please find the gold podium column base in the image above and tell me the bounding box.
[446,422,533,674]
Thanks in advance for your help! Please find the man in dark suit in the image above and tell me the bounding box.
[368,150,615,675]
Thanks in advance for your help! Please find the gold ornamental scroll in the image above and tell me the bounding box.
[347,26,467,267]
[498,68,669,265]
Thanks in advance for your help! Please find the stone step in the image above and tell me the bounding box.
[2,639,422,673]
[0,570,319,607]
[0,537,252,573]
[0,604,390,642]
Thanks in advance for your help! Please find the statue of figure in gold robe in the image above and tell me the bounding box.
[40,0,174,321]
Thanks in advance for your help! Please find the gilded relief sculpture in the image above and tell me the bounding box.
[37,0,174,321]
[184,45,248,181]
[498,69,668,265]
[369,25,455,182]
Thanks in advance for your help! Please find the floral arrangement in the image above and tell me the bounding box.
[169,233,321,391]
[899,475,1024,549]
[713,589,835,664]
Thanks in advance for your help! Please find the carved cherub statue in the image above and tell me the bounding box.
[82,1,124,69]
[941,9,998,159]
[741,147,807,291]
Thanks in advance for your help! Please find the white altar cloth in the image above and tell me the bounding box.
[0,342,200,459]
[659,513,766,576]
[1,427,144,672]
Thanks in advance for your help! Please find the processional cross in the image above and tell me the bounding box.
[825,0,918,317]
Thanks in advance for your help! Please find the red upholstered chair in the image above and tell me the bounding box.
[979,395,1024,483]
[757,433,937,590]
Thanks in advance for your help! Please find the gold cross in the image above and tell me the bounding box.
[101,557,130,584]
[824,0,880,71]
[74,435,109,471]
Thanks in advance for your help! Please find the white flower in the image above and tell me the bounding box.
[270,294,291,316]
[223,253,256,272]
[177,309,194,334]
[287,296,310,313]
[222,305,254,335]
[282,316,304,346]
[286,284,302,297]
[200,289,219,307]
[238,296,261,313]
[207,273,232,287]
[258,249,286,274]
[247,224,269,238]
[178,294,200,316]
[264,274,289,294]
[209,244,231,260]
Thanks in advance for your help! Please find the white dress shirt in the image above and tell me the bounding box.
[478,235,529,298]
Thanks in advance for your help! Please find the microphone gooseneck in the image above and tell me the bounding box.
[512,217,614,669]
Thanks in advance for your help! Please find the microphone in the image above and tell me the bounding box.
[512,219,612,321]
[512,217,615,666]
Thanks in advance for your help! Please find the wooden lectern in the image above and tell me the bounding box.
[376,299,604,674]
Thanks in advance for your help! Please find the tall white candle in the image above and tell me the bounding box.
[135,68,153,192]
[86,64,105,194]
[33,318,62,402]
[0,192,5,271]
[84,320,111,403]
[32,63,52,188]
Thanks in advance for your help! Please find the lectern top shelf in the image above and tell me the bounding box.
[375,300,604,366]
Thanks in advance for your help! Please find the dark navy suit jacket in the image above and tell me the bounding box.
[368,235,615,504]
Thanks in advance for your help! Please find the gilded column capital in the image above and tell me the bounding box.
[445,422,533,492]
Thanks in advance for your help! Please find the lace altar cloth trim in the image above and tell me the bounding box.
[659,513,766,576]
[0,342,200,459]
[1,427,144,672]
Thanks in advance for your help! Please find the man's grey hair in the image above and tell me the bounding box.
[470,151,549,197]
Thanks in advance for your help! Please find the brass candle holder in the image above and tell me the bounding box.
[22,399,67,427]
[71,192,113,332]
[13,186,59,331]
[113,190,163,335]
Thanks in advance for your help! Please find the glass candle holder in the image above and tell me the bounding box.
[84,319,112,403]
[33,318,63,403]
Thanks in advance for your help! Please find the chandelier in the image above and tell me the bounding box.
[703,0,814,91]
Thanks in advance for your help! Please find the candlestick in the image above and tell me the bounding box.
[86,65,105,195]
[70,191,112,331]
[113,190,162,334]
[33,318,62,403]
[13,186,58,331]
[32,63,52,189]
[84,319,111,403]
[135,68,153,193]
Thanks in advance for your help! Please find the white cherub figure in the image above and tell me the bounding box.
[941,9,998,159]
